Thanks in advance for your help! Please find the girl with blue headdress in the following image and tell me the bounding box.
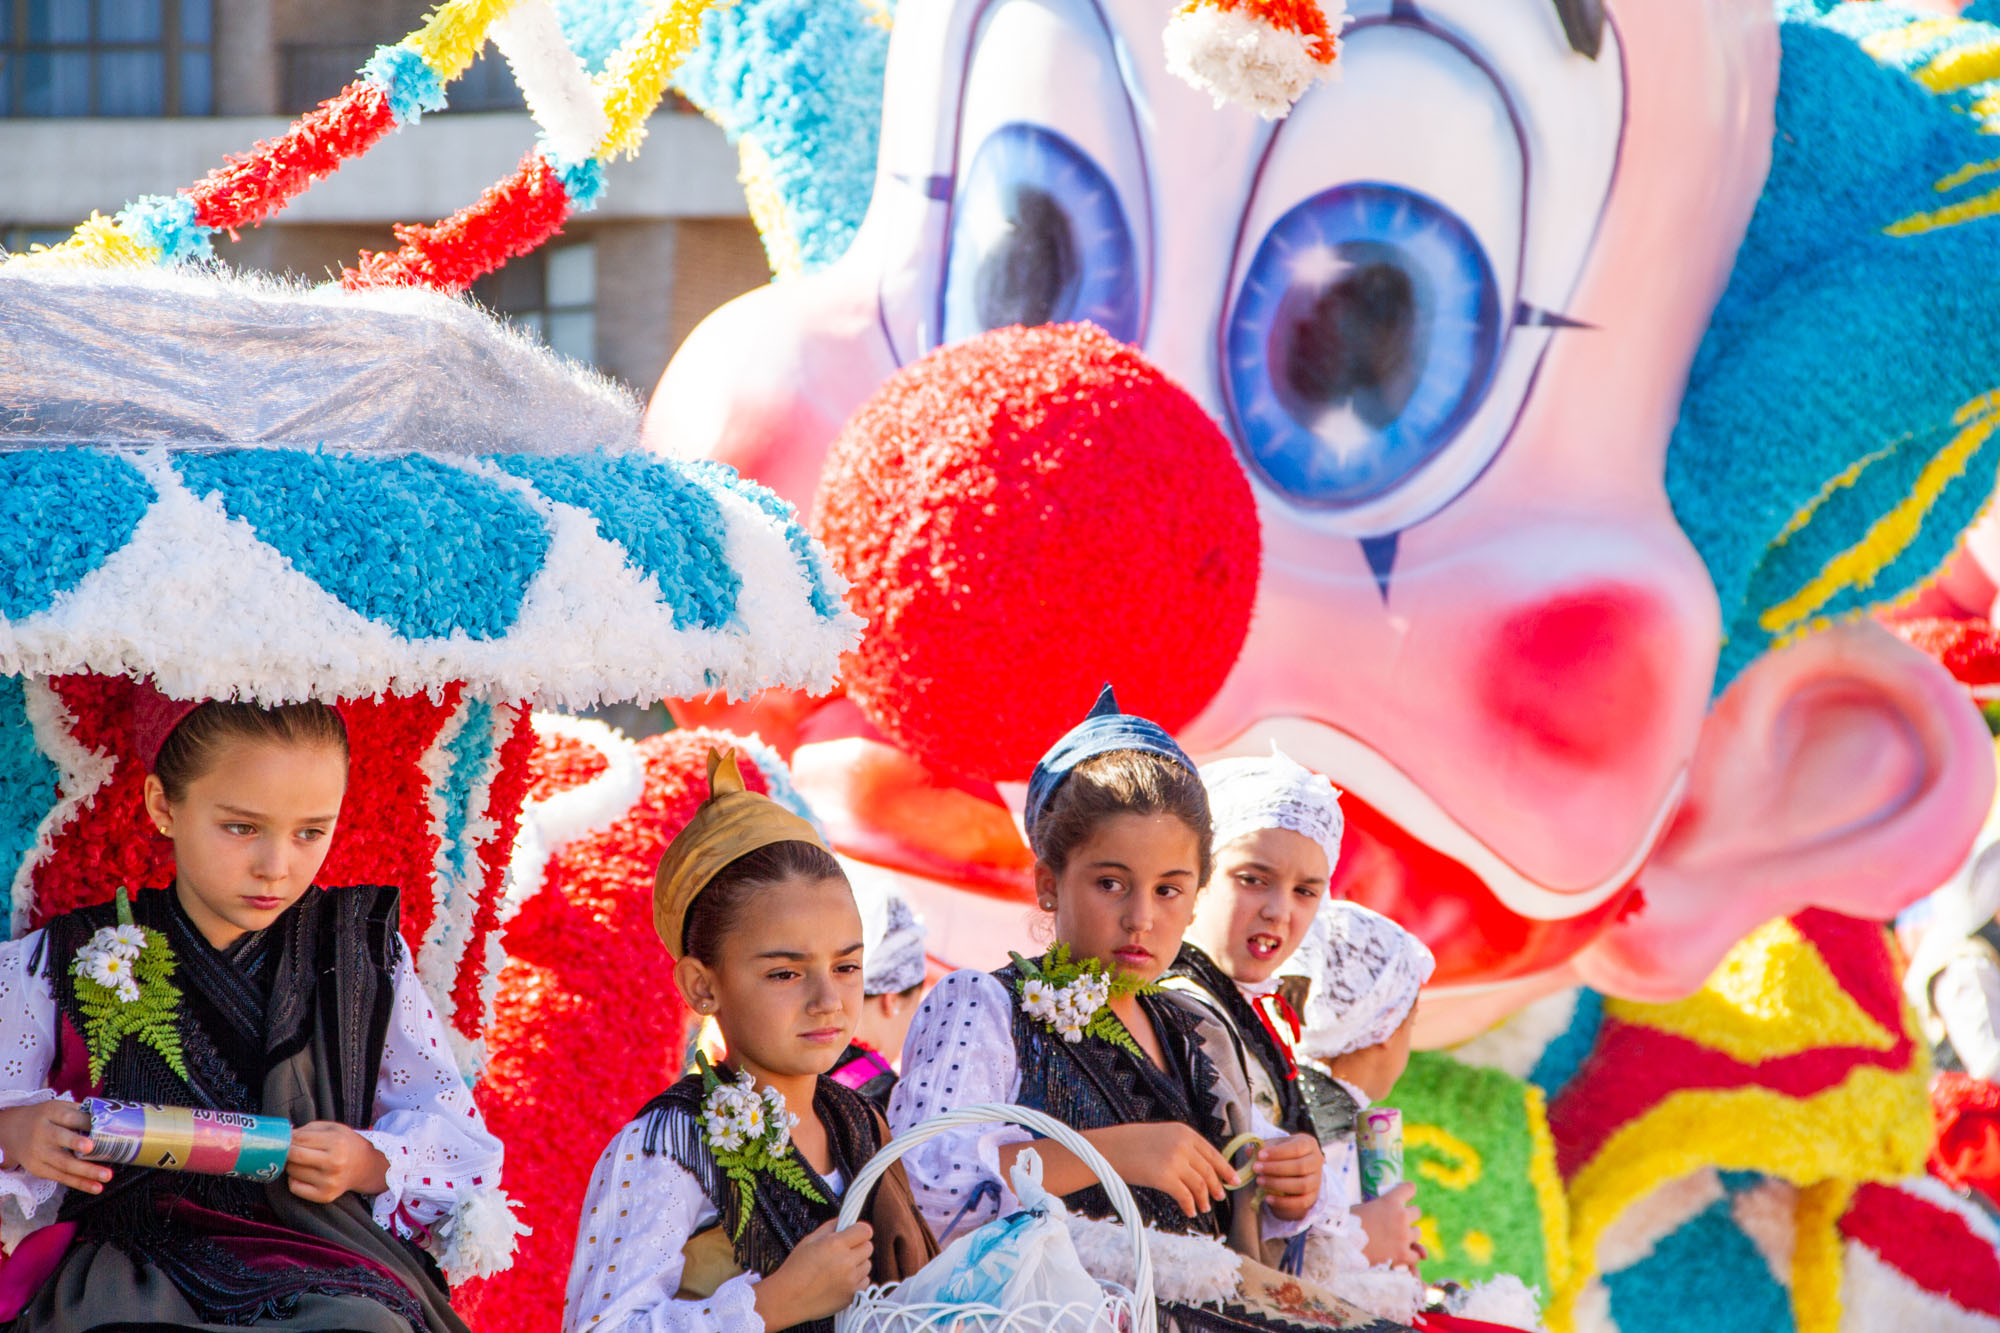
[888,688,1406,1331]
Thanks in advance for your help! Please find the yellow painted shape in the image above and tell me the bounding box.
[1861,17,1961,62]
[1918,34,2000,94]
[1937,157,2000,192]
[1758,395,2000,633]
[1549,1066,1929,1330]
[1461,1230,1495,1266]
[407,0,520,82]
[1406,1124,1482,1191]
[1889,182,2000,235]
[1525,1083,1571,1293]
[1790,1180,1855,1333]
[1602,918,1897,1063]
[1417,1214,1444,1261]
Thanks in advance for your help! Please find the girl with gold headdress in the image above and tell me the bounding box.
[562,750,934,1333]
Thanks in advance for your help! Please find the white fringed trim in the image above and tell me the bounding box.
[1296,1226,1425,1322]
[1062,1212,1240,1306]
[502,713,645,924]
[1,1168,64,1253]
[1455,1274,1546,1331]
[1840,1239,2000,1332]
[430,1182,531,1285]
[1449,989,1580,1080]
[489,0,610,163]
[1162,4,1339,121]
[0,450,859,713]
[9,680,117,937]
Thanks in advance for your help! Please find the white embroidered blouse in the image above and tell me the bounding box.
[562,1116,852,1333]
[886,969,1357,1254]
[0,929,513,1282]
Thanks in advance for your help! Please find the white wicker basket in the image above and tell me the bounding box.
[833,1103,1157,1333]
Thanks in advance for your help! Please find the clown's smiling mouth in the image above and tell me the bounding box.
[1199,717,1682,986]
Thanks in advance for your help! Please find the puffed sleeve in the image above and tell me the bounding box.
[357,949,521,1283]
[561,1118,763,1333]
[885,969,1030,1238]
[1935,949,2000,1082]
[0,930,64,1246]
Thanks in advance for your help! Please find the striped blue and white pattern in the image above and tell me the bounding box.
[0,267,859,709]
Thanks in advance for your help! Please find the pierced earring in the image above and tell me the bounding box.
[156,825,169,835]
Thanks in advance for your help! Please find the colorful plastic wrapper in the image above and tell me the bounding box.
[1357,1106,1404,1200]
[79,1098,291,1182]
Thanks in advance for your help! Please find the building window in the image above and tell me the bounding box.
[279,42,524,115]
[473,240,597,366]
[2,0,213,116]
[1,224,74,254]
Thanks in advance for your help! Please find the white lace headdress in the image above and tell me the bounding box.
[1200,748,1344,876]
[1281,900,1435,1062]
[859,883,928,996]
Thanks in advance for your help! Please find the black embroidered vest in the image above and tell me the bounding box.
[33,884,425,1328]
[634,1072,886,1333]
[992,956,1233,1237]
[1165,945,1311,1136]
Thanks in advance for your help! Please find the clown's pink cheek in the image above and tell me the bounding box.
[1475,586,1670,768]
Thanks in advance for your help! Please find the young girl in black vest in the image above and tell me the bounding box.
[563,749,934,1333]
[0,692,510,1332]
[889,688,1376,1330]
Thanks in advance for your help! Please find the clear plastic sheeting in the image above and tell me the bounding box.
[0,265,639,456]
[0,264,859,708]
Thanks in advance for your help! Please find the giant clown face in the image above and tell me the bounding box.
[648,0,1996,1040]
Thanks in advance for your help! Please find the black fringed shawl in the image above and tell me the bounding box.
[34,884,430,1329]
[992,955,1233,1237]
[633,1072,886,1331]
[1165,945,1311,1136]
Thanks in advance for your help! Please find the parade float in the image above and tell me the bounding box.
[637,0,2000,1329]
[6,0,2000,1330]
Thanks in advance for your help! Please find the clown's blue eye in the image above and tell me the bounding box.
[941,124,1140,345]
[1224,183,1501,510]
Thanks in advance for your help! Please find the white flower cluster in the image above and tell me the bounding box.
[702,1069,797,1156]
[76,924,149,1003]
[1021,971,1112,1044]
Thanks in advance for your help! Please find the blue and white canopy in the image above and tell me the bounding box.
[0,267,858,707]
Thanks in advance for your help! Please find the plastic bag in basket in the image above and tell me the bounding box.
[868,1149,1119,1330]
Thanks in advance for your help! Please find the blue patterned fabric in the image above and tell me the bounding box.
[496,452,743,631]
[174,451,550,642]
[0,451,154,619]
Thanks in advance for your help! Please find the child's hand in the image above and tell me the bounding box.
[286,1122,390,1202]
[1251,1133,1323,1220]
[755,1219,873,1325]
[1088,1123,1238,1218]
[0,1100,112,1194]
[1354,1183,1422,1269]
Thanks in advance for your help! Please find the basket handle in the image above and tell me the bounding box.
[835,1102,1155,1312]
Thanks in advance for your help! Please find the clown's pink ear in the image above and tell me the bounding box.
[1575,621,1996,1002]
[1162,0,1345,120]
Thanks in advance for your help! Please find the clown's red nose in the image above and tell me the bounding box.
[812,323,1261,782]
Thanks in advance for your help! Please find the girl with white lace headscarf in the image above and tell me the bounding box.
[1166,749,1344,1136]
